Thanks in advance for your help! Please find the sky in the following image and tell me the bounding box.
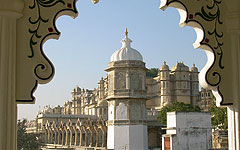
[18,0,207,120]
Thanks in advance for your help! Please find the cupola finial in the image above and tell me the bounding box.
[125,28,128,37]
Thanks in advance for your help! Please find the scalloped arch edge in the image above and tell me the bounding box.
[159,0,228,106]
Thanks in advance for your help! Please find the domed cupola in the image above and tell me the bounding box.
[160,61,169,71]
[190,64,198,72]
[172,62,189,72]
[110,28,143,62]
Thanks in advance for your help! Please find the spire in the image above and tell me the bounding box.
[121,28,132,48]
[125,28,128,38]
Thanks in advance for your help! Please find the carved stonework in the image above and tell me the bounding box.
[160,0,237,106]
[108,74,114,92]
[130,102,141,120]
[130,73,139,90]
[115,71,126,89]
[16,0,78,103]
[116,102,127,120]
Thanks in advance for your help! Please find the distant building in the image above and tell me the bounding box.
[146,62,200,111]
[199,88,214,112]
[29,30,203,150]
[36,64,200,127]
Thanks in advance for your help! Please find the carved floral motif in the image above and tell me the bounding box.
[160,0,232,106]
[16,0,78,103]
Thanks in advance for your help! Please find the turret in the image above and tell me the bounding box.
[98,77,105,100]
[171,62,191,104]
[159,61,171,106]
[190,64,199,105]
[105,28,148,150]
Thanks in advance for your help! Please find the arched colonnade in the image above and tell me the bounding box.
[41,117,107,148]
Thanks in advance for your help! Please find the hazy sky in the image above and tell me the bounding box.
[18,0,207,120]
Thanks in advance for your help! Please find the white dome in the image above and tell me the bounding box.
[110,29,143,62]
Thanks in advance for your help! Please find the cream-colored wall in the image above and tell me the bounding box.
[146,63,199,109]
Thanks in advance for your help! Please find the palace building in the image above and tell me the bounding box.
[146,61,199,111]
[28,29,201,150]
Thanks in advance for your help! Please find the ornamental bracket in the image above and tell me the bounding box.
[160,0,240,107]
[16,0,78,103]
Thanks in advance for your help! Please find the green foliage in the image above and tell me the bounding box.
[17,119,40,150]
[209,100,228,130]
[157,102,201,125]
[146,68,159,78]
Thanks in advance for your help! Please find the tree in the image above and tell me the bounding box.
[209,100,228,130]
[17,119,40,150]
[157,102,201,125]
[146,68,159,78]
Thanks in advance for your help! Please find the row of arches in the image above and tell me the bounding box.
[40,117,107,148]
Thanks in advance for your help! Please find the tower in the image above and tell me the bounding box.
[190,64,199,105]
[171,62,191,104]
[105,29,148,150]
[97,77,108,119]
[159,61,171,106]
[71,86,81,114]
[98,77,105,101]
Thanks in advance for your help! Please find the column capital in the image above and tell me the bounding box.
[0,0,24,17]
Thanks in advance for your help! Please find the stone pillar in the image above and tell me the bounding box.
[89,130,93,147]
[47,129,51,143]
[57,130,61,145]
[44,129,48,143]
[65,130,68,145]
[74,128,78,146]
[95,127,99,147]
[50,130,53,144]
[84,129,88,146]
[126,71,130,89]
[79,130,82,146]
[54,130,57,144]
[102,130,106,147]
[69,130,73,146]
[227,13,240,149]
[61,130,64,145]
[228,107,240,150]
[0,0,23,149]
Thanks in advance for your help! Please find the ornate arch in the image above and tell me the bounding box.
[16,0,79,103]
[85,118,94,147]
[51,121,58,144]
[160,0,235,106]
[58,121,65,145]
[74,119,83,146]
[66,120,74,146]
[41,125,48,143]
[96,116,107,147]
